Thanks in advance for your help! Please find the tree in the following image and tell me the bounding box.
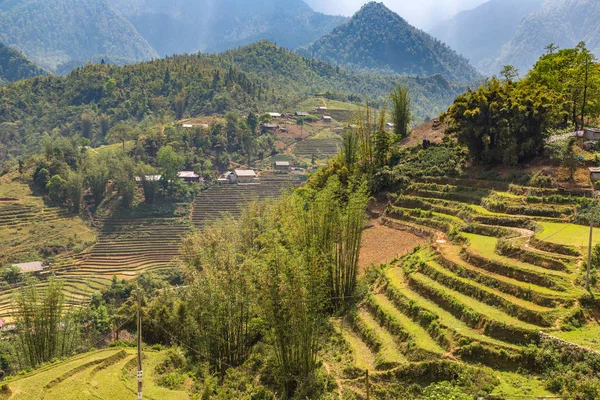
[46,174,68,205]
[100,115,110,138]
[500,65,519,83]
[13,279,81,368]
[85,158,110,207]
[106,123,136,151]
[157,146,184,194]
[296,117,305,139]
[390,83,411,139]
[563,137,579,181]
[546,43,559,55]
[81,113,93,139]
[66,171,84,212]
[446,77,557,165]
[139,165,159,204]
[247,112,258,134]
[34,167,50,190]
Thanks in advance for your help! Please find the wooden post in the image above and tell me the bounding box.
[365,369,370,400]
[588,198,595,292]
[137,287,143,400]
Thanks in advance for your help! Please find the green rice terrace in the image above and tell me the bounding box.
[0,174,299,321]
[0,348,189,400]
[327,176,600,398]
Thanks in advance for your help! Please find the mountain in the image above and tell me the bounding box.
[107,0,347,56]
[429,0,544,73]
[481,0,600,76]
[0,0,158,74]
[0,41,468,163]
[297,2,480,83]
[0,42,47,86]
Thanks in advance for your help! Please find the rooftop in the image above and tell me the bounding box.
[234,169,257,177]
[275,161,290,166]
[12,261,45,273]
[178,171,200,179]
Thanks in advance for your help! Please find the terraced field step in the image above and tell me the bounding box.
[417,255,558,326]
[371,293,445,356]
[332,319,376,371]
[356,308,408,368]
[434,244,573,306]
[407,272,540,331]
[386,268,521,351]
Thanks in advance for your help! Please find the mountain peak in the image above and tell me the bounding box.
[298,1,480,83]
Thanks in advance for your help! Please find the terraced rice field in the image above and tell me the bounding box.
[332,177,598,397]
[293,138,342,157]
[0,348,189,399]
[191,177,299,227]
[0,178,300,320]
[0,200,96,264]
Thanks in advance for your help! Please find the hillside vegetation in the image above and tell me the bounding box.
[0,0,158,74]
[0,42,47,86]
[108,0,347,55]
[0,41,467,164]
[298,2,480,83]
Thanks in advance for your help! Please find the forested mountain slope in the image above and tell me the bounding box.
[481,0,600,75]
[298,2,480,83]
[0,41,467,164]
[0,0,158,74]
[429,0,543,73]
[0,42,47,85]
[107,0,346,55]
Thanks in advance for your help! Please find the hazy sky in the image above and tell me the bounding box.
[304,0,488,30]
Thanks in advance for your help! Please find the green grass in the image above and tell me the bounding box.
[419,253,555,313]
[357,309,408,365]
[4,348,190,399]
[461,233,569,279]
[371,293,445,355]
[492,371,553,398]
[386,268,520,350]
[332,319,376,371]
[552,324,600,352]
[296,97,361,112]
[410,272,540,330]
[537,222,600,249]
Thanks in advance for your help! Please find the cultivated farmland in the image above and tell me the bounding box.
[331,176,599,398]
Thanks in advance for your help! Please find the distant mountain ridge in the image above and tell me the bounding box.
[107,0,347,56]
[297,2,480,83]
[0,0,158,74]
[0,42,47,85]
[429,0,544,73]
[481,0,600,75]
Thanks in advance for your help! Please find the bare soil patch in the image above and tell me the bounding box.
[359,221,427,269]
[401,119,447,148]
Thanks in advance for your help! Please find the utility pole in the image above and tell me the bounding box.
[137,286,143,400]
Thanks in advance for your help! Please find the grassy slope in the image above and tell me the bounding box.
[2,348,188,400]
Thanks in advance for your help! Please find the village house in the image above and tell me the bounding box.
[295,112,309,117]
[274,161,291,171]
[316,106,327,112]
[268,112,282,118]
[231,169,258,184]
[178,171,202,183]
[322,116,332,122]
[11,261,46,274]
[135,175,162,184]
[218,171,234,184]
[262,123,279,131]
[589,167,600,183]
